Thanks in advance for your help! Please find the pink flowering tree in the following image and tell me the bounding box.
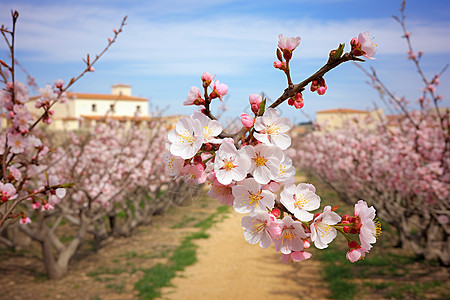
[294,2,449,265]
[0,11,177,279]
[17,117,175,279]
[166,31,382,264]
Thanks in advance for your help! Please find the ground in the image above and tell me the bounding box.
[1,175,448,300]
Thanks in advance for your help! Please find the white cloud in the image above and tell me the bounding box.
[2,1,449,78]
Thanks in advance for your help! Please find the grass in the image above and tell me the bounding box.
[87,266,127,277]
[302,170,450,300]
[170,214,197,229]
[134,204,230,299]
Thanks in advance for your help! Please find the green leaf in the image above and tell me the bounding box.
[258,98,266,116]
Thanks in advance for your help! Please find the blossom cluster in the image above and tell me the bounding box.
[0,79,69,226]
[293,9,448,264]
[166,33,380,263]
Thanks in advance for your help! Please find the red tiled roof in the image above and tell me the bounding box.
[30,92,147,102]
[317,108,369,114]
[66,92,147,101]
[80,115,152,121]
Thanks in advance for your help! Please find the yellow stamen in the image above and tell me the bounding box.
[248,191,262,206]
[180,130,195,144]
[253,153,268,167]
[293,193,307,209]
[251,221,267,234]
[375,218,382,238]
[222,159,236,171]
[266,122,280,135]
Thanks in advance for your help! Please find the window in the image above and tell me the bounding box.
[92,104,97,112]
[110,104,115,113]
[136,105,141,112]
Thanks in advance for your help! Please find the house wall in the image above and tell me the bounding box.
[74,98,148,118]
[316,109,384,131]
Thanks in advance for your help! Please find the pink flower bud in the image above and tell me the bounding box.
[54,79,64,89]
[249,94,262,113]
[201,72,213,82]
[317,86,327,95]
[271,208,281,218]
[303,240,311,249]
[350,37,359,47]
[294,100,304,109]
[240,113,254,128]
[294,92,303,102]
[20,217,31,224]
[201,72,214,88]
[89,66,95,72]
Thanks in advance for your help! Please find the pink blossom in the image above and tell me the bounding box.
[207,178,234,206]
[254,108,292,150]
[0,182,17,202]
[242,144,284,184]
[214,142,251,185]
[278,34,301,60]
[7,132,28,154]
[54,79,64,89]
[164,152,185,177]
[310,206,341,249]
[42,202,55,211]
[240,113,254,128]
[31,201,41,209]
[20,217,31,224]
[167,116,204,159]
[281,251,312,263]
[241,212,281,248]
[437,215,449,225]
[181,163,207,185]
[358,32,377,59]
[232,178,275,214]
[280,183,321,222]
[273,61,287,71]
[8,166,22,181]
[209,80,228,101]
[273,216,308,254]
[346,241,368,263]
[184,86,204,106]
[353,200,379,250]
[249,94,262,114]
[201,72,214,88]
[191,111,222,144]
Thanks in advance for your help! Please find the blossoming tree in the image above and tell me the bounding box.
[294,2,449,265]
[166,31,382,263]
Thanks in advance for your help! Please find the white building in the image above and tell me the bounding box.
[27,84,150,130]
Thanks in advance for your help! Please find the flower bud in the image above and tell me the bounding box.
[276,48,283,62]
[201,72,213,88]
[240,113,254,128]
[271,208,281,218]
[317,86,327,95]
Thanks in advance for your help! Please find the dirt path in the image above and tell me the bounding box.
[161,210,330,300]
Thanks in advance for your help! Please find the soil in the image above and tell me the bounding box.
[0,181,330,300]
[1,176,447,300]
[160,210,329,300]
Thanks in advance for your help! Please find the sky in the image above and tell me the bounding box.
[1,0,449,125]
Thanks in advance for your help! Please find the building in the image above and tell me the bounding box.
[27,84,150,130]
[316,108,383,130]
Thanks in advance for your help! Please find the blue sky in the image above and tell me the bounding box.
[1,0,449,124]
